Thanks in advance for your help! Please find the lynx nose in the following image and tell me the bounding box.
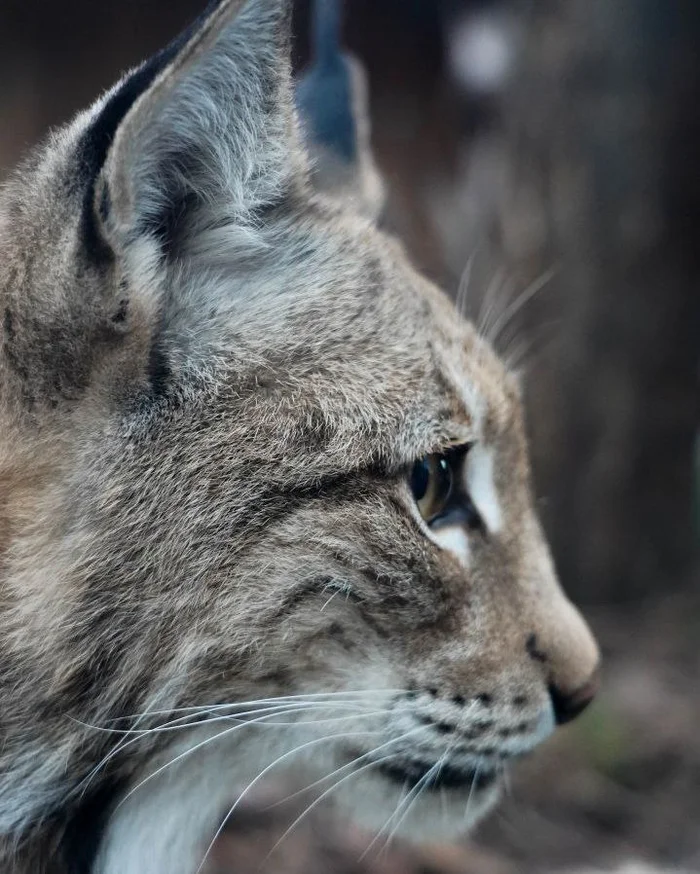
[549,668,600,725]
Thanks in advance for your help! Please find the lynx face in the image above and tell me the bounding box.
[0,2,599,873]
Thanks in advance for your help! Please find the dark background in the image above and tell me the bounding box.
[1,1,698,871]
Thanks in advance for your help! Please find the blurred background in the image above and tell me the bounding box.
[1,0,698,871]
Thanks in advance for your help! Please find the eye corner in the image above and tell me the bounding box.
[444,435,476,453]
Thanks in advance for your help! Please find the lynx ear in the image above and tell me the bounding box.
[295,0,384,220]
[83,0,300,260]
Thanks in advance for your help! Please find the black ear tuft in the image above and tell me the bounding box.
[295,0,356,163]
[295,0,384,218]
[77,1,227,263]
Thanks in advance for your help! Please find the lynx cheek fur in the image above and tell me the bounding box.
[0,1,599,872]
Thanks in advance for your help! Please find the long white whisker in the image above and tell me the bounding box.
[262,738,423,866]
[476,267,508,340]
[381,747,454,858]
[78,701,329,797]
[462,759,483,828]
[455,251,476,319]
[126,723,382,815]
[362,754,446,862]
[86,703,348,802]
[487,267,556,346]
[83,692,182,795]
[76,700,379,738]
[80,692,403,799]
[193,728,383,874]
[79,702,325,794]
[265,723,428,811]
[101,690,405,725]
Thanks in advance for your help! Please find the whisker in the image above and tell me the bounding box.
[476,267,509,340]
[80,691,406,799]
[264,723,428,811]
[487,266,557,346]
[455,250,476,319]
[365,752,447,861]
[504,321,560,375]
[75,700,374,738]
[380,744,456,858]
[261,734,426,866]
[121,724,381,812]
[84,691,185,792]
[462,759,483,828]
[79,702,337,799]
[193,727,384,874]
[101,689,405,725]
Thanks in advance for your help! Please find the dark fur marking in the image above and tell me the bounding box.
[269,564,392,645]
[57,780,125,874]
[77,0,227,264]
[148,337,172,399]
[111,299,129,324]
[526,633,549,664]
[2,308,30,383]
[151,190,201,257]
[378,759,497,793]
[3,307,15,341]
[327,621,344,639]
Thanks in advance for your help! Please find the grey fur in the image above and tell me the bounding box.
[0,2,598,872]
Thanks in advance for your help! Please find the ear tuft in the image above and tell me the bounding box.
[295,0,356,163]
[295,0,384,219]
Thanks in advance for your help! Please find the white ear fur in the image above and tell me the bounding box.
[100,0,303,254]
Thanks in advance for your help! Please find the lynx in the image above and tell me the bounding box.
[0,1,599,872]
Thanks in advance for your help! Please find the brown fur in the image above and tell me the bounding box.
[0,2,599,872]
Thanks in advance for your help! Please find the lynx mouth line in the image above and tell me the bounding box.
[375,759,499,792]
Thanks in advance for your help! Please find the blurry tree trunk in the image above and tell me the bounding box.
[496,0,699,602]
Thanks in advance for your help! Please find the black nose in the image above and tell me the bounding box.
[550,669,600,725]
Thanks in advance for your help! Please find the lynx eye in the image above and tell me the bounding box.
[410,454,454,524]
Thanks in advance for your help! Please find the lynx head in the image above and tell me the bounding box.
[0,1,599,872]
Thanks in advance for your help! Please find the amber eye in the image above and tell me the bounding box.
[410,454,454,524]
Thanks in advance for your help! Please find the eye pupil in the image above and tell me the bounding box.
[410,459,430,503]
[409,453,454,524]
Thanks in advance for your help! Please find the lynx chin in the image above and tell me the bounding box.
[0,1,599,872]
